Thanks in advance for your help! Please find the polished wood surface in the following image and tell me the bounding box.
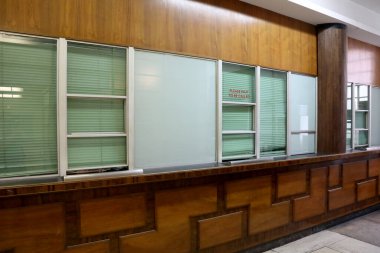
[317,24,348,154]
[1,151,380,252]
[198,211,244,249]
[329,161,367,210]
[277,170,307,199]
[80,193,147,237]
[293,167,327,222]
[0,0,317,75]
[348,38,380,86]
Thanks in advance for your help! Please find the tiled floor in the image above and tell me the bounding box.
[265,210,380,253]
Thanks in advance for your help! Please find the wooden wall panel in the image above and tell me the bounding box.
[329,165,341,187]
[329,161,367,210]
[80,193,147,237]
[226,176,290,235]
[293,167,327,221]
[369,158,380,195]
[277,170,307,199]
[348,38,380,86]
[198,211,243,249]
[65,241,110,253]
[0,204,65,253]
[357,179,377,202]
[0,0,317,75]
[120,185,217,253]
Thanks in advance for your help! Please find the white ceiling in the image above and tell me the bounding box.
[241,0,380,47]
[351,0,380,14]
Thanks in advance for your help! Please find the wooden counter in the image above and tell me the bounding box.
[1,150,380,253]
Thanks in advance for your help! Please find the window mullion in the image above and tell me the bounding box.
[57,38,68,177]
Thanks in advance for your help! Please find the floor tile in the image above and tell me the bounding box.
[311,247,341,253]
[362,211,380,224]
[329,237,380,253]
[329,214,380,247]
[273,231,346,253]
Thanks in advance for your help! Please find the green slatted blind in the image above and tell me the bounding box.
[222,134,254,157]
[222,106,253,131]
[0,37,57,178]
[68,137,126,169]
[222,62,255,159]
[222,63,255,103]
[67,42,127,170]
[68,98,124,133]
[260,69,287,157]
[67,43,126,96]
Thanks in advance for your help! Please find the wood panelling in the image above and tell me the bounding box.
[348,38,380,86]
[317,24,347,154]
[277,170,307,199]
[329,161,367,210]
[369,158,380,195]
[329,165,341,187]
[0,204,65,253]
[357,179,377,202]
[198,211,243,249]
[293,167,327,222]
[120,186,217,253]
[0,0,317,75]
[65,241,110,253]
[226,176,290,235]
[1,153,380,253]
[80,193,147,237]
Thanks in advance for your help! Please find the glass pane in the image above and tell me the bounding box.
[290,133,315,155]
[222,63,255,103]
[68,137,126,169]
[223,106,253,131]
[68,98,124,133]
[67,42,126,96]
[222,134,254,158]
[346,129,352,149]
[134,51,216,169]
[260,69,287,157]
[354,130,368,146]
[0,37,57,178]
[355,111,367,129]
[355,85,369,110]
[371,87,380,146]
[289,74,316,132]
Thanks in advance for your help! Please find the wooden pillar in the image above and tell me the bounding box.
[317,23,347,154]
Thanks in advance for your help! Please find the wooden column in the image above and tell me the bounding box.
[317,23,347,154]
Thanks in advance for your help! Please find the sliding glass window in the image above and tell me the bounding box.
[67,42,127,172]
[260,69,287,157]
[221,63,256,160]
[0,34,57,178]
[288,73,316,155]
[134,50,216,169]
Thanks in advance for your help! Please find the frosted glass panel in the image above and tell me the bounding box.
[290,134,315,155]
[134,51,216,169]
[289,74,316,132]
[371,87,380,146]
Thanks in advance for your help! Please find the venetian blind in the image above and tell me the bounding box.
[67,42,127,170]
[0,37,57,177]
[260,69,287,157]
